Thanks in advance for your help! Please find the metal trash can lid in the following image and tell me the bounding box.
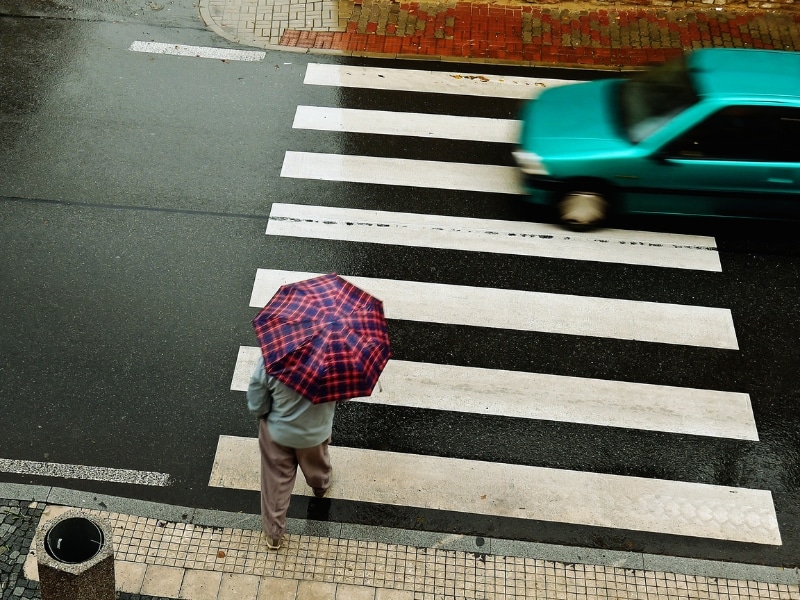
[45,516,105,564]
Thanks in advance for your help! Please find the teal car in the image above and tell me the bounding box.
[513,49,800,228]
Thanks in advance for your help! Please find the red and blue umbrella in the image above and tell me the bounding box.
[252,273,391,404]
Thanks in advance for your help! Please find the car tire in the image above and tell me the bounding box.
[557,191,608,230]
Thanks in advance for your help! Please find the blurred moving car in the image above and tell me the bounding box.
[513,49,800,228]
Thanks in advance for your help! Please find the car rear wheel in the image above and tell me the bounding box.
[557,191,608,230]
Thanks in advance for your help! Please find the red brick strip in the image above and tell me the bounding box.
[279,1,800,67]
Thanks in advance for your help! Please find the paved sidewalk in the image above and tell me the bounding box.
[4,484,800,599]
[199,0,800,67]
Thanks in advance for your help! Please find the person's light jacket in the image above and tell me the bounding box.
[247,354,335,448]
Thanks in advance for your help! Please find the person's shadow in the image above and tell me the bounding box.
[306,496,332,523]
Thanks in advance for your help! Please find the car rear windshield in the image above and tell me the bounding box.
[619,55,700,143]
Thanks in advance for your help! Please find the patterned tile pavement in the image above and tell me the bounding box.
[7,499,800,600]
[199,0,800,67]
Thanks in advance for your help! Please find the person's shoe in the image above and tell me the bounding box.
[265,536,282,550]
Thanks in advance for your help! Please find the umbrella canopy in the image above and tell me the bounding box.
[252,273,391,404]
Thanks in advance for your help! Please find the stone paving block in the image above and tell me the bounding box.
[180,568,223,600]
[335,582,376,599]
[218,572,261,599]
[141,564,185,597]
[297,580,337,599]
[258,576,299,599]
[115,561,147,594]
[375,587,415,599]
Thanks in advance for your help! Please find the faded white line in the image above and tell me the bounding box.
[129,41,266,61]
[304,63,579,99]
[209,436,780,545]
[266,203,721,271]
[250,269,739,349]
[0,458,171,486]
[293,106,520,143]
[281,152,524,195]
[232,346,757,440]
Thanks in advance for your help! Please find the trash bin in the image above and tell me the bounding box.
[34,510,116,600]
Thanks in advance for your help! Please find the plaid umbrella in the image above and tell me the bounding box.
[252,273,391,404]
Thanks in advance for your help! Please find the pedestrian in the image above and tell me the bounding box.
[247,353,335,550]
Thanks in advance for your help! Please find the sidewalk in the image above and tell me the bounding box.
[199,0,800,67]
[4,484,800,600]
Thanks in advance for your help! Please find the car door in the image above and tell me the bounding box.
[626,105,800,218]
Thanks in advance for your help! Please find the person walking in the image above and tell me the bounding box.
[247,353,335,550]
[249,273,392,550]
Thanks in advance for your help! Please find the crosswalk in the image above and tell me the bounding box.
[211,62,780,548]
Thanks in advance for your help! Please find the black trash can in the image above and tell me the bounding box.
[45,517,105,564]
[35,510,115,600]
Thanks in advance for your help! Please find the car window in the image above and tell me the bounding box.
[619,56,700,143]
[663,106,800,162]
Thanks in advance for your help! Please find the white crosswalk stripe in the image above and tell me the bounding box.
[292,106,520,143]
[250,269,738,349]
[303,63,578,99]
[129,41,266,61]
[281,151,524,195]
[231,346,757,440]
[266,203,722,271]
[210,436,780,545]
[213,62,774,549]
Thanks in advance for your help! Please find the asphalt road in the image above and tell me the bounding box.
[2,14,800,568]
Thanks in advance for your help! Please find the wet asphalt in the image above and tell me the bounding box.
[1,14,800,568]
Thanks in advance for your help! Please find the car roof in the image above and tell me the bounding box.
[688,49,800,101]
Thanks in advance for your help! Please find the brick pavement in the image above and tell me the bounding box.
[200,0,800,67]
[282,2,800,65]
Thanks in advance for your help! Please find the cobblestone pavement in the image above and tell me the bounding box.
[200,0,800,67]
[1,500,42,600]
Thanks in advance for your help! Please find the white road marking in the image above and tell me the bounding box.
[232,346,757,440]
[128,41,266,61]
[303,63,579,99]
[292,106,520,143]
[266,203,722,271]
[209,436,780,545]
[0,458,171,486]
[250,269,739,349]
[281,151,524,195]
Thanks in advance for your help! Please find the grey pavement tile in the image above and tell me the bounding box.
[490,538,644,570]
[0,483,52,503]
[338,523,485,554]
[45,487,194,524]
[192,508,262,532]
[642,553,800,586]
[287,516,343,539]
